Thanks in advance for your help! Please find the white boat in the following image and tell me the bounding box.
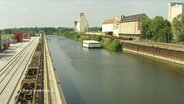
[83,40,101,48]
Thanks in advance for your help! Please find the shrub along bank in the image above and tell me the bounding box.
[101,38,122,52]
[57,32,122,52]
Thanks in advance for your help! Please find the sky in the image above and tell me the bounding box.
[0,0,183,29]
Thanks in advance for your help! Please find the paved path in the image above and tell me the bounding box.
[44,36,66,104]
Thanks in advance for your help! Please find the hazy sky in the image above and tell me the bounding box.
[0,0,183,29]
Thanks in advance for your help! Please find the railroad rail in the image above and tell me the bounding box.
[0,35,66,104]
[0,37,39,104]
[14,35,44,104]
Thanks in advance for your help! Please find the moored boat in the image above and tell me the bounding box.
[83,40,101,48]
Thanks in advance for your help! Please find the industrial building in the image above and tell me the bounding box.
[74,13,89,33]
[101,13,148,39]
[102,16,121,37]
[168,2,184,22]
[119,13,148,37]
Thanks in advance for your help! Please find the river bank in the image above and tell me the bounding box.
[122,40,184,65]
[56,32,184,65]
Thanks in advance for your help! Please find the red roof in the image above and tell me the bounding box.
[102,18,115,24]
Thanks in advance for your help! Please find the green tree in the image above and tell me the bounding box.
[162,20,172,43]
[152,16,164,41]
[88,26,102,32]
[4,29,12,34]
[172,14,184,42]
[141,16,173,43]
[141,18,152,39]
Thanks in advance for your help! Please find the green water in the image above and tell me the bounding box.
[47,35,184,104]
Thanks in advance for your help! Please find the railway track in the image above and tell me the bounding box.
[14,35,44,104]
[0,38,37,76]
[0,37,39,104]
[0,35,64,104]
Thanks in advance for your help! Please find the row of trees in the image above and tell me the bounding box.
[0,27,57,35]
[88,26,102,32]
[141,14,184,43]
[0,26,102,36]
[141,16,172,43]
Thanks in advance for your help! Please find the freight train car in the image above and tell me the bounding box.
[15,35,44,104]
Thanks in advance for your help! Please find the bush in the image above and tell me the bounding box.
[59,32,81,40]
[111,40,122,51]
[101,38,122,52]
[79,36,90,41]
[89,35,103,41]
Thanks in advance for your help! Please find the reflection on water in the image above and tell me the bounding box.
[47,35,184,104]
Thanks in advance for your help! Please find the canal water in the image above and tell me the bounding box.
[47,35,184,104]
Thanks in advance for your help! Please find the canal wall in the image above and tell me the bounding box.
[44,35,67,104]
[122,42,184,65]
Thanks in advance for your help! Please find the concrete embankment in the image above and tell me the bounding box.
[44,35,66,104]
[122,41,184,65]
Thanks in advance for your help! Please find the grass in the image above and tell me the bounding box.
[1,34,14,39]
